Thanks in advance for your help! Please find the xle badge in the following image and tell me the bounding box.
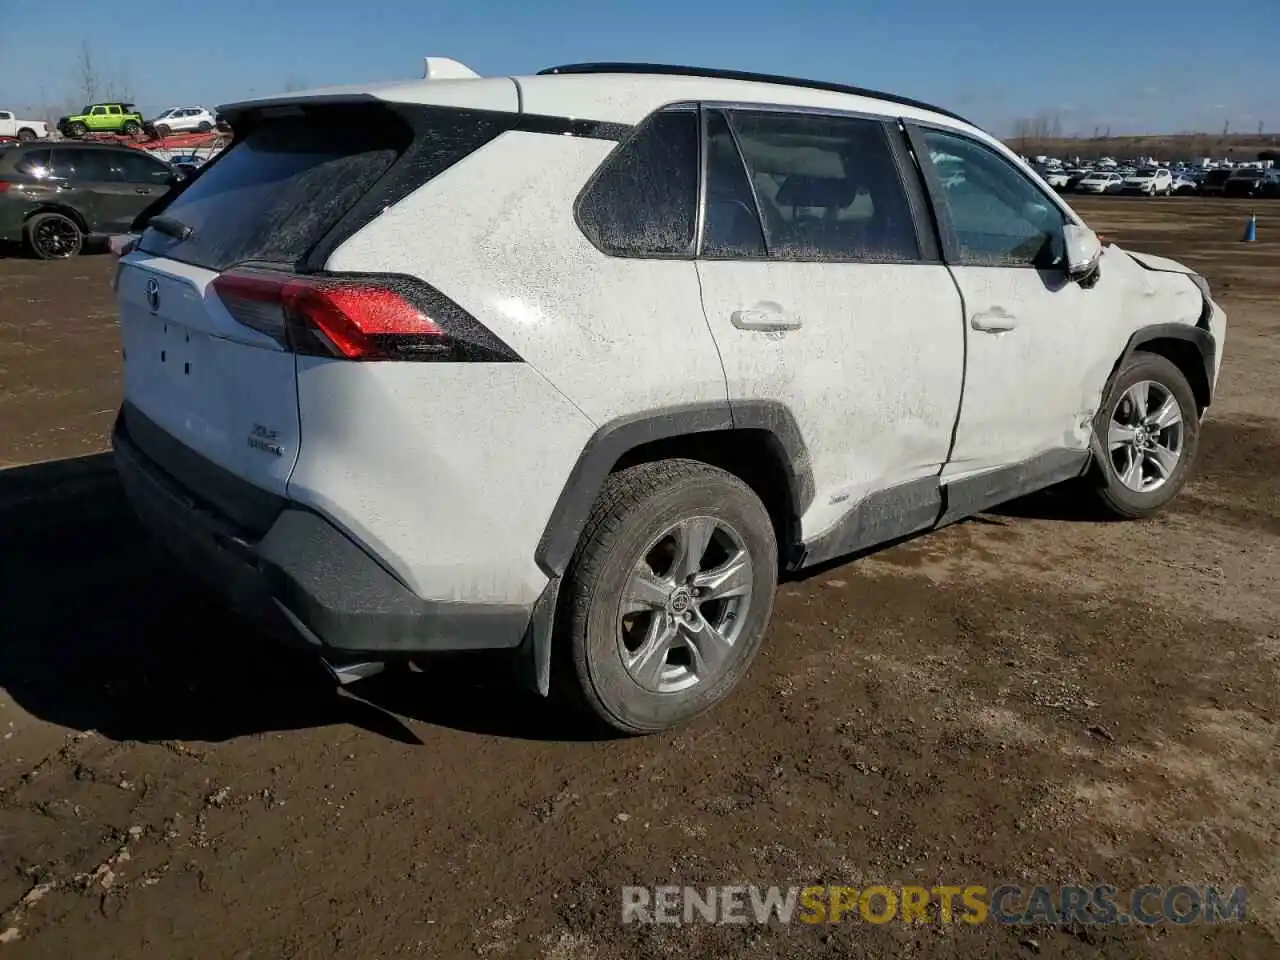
[247,424,284,457]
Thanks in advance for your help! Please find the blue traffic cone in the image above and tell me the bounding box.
[1242,213,1257,242]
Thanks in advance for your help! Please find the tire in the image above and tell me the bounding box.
[197,121,212,132]
[556,459,778,734]
[1088,352,1200,519]
[16,127,35,141]
[25,212,84,260]
[154,124,171,138]
[67,121,87,138]
[122,120,141,136]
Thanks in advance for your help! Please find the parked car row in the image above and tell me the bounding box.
[1035,162,1279,198]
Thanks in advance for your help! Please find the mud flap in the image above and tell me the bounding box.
[514,576,561,697]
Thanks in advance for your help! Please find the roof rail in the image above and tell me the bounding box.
[424,57,481,80]
[536,62,971,126]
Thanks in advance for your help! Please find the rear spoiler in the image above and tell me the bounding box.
[423,57,480,80]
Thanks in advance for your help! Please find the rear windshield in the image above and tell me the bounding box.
[137,106,414,271]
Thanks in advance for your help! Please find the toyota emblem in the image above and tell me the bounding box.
[145,278,160,313]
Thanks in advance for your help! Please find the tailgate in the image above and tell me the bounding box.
[118,255,300,499]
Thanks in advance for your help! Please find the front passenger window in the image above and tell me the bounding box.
[920,128,1067,269]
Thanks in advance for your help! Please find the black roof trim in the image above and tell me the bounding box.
[537,62,972,126]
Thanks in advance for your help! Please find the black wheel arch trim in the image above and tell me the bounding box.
[25,205,89,233]
[534,400,813,578]
[1117,322,1216,407]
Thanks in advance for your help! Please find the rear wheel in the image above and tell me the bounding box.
[556,459,778,734]
[16,127,35,141]
[1088,353,1199,518]
[25,212,83,260]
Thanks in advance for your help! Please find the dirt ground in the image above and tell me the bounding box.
[1,198,1277,959]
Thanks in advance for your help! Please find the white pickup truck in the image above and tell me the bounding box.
[0,111,49,140]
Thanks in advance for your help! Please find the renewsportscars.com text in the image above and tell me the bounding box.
[621,884,1247,926]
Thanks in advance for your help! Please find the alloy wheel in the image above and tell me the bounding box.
[1108,380,1184,493]
[617,516,754,694]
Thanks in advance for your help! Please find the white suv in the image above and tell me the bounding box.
[111,59,1226,734]
[149,106,217,136]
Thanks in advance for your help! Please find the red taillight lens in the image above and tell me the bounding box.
[211,269,518,363]
[0,181,10,192]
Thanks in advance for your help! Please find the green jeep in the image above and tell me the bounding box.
[57,103,144,138]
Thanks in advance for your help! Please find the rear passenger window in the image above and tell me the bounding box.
[577,109,699,257]
[14,149,52,177]
[727,111,921,262]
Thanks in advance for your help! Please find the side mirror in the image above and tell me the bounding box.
[1063,223,1103,285]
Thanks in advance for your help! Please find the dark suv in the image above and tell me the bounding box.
[0,142,176,259]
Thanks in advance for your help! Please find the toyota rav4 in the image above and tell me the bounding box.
[110,59,1227,734]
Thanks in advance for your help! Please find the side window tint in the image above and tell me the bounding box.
[15,149,52,177]
[67,149,120,181]
[48,150,75,179]
[728,111,920,262]
[920,128,1067,268]
[702,111,767,258]
[577,109,698,257]
[114,151,171,184]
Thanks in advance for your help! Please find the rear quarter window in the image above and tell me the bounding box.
[576,109,699,258]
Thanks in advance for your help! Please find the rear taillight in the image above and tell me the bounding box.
[210,269,519,362]
[0,182,10,192]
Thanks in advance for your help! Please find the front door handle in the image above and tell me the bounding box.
[730,301,801,332]
[135,187,151,194]
[970,306,1018,333]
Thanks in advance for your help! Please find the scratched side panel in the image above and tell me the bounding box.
[287,361,596,606]
[695,259,965,541]
[942,246,1205,483]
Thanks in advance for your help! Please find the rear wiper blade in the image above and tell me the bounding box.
[149,215,194,241]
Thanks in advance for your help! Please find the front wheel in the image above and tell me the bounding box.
[197,121,212,132]
[122,120,141,136]
[556,459,778,734]
[1088,352,1200,519]
[25,212,84,260]
[67,121,87,138]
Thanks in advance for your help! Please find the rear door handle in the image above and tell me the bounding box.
[970,306,1018,333]
[135,187,151,194]
[730,302,801,332]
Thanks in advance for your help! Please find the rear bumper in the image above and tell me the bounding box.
[112,406,535,658]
